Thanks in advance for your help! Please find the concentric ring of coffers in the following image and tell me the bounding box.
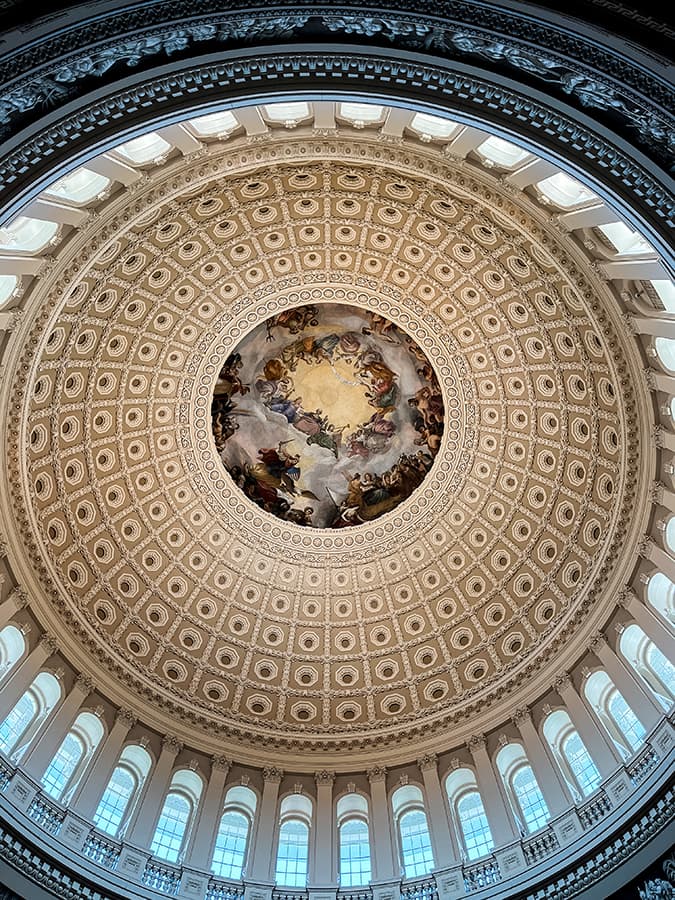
[8,130,639,753]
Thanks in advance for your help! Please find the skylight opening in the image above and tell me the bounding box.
[338,102,385,125]
[537,172,597,208]
[598,222,654,256]
[651,280,675,313]
[114,132,172,165]
[477,136,530,168]
[0,274,18,306]
[409,112,460,141]
[45,167,110,204]
[0,216,59,253]
[263,102,311,124]
[187,110,239,136]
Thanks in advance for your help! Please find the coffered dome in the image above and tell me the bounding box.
[0,4,672,898]
[6,122,647,763]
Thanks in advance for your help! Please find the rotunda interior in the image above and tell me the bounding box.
[0,3,672,899]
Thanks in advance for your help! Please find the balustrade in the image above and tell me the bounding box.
[0,711,670,900]
[463,859,501,893]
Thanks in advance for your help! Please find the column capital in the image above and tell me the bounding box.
[553,671,572,692]
[589,631,608,651]
[367,766,387,784]
[650,481,665,504]
[162,734,183,756]
[211,755,231,774]
[75,673,94,694]
[417,753,438,773]
[39,632,59,654]
[651,427,664,450]
[468,733,486,752]
[616,587,637,609]
[262,766,283,784]
[314,769,335,786]
[636,535,655,557]
[8,586,28,609]
[115,707,137,729]
[512,706,532,727]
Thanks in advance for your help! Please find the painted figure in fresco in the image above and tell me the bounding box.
[280,333,340,370]
[214,352,250,398]
[265,305,319,341]
[250,444,301,496]
[210,353,253,451]
[327,449,435,527]
[361,312,401,342]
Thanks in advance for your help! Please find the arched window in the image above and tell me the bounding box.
[655,338,675,374]
[274,794,311,887]
[496,745,549,834]
[391,784,434,878]
[0,672,60,759]
[211,785,257,879]
[542,710,601,799]
[93,744,152,836]
[584,670,646,757]
[619,624,675,710]
[150,769,203,863]
[0,625,26,679]
[646,573,675,624]
[445,768,493,860]
[665,518,675,556]
[41,711,104,801]
[337,793,372,887]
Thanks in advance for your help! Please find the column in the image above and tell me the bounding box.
[310,770,335,884]
[22,674,93,780]
[367,767,397,880]
[590,632,662,730]
[418,754,457,868]
[126,735,182,847]
[468,734,518,846]
[0,633,57,714]
[0,587,27,630]
[553,673,622,776]
[640,538,675,589]
[71,708,136,819]
[185,755,230,869]
[512,708,573,816]
[248,766,282,882]
[619,589,675,660]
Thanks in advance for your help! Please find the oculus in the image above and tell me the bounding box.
[211,303,444,527]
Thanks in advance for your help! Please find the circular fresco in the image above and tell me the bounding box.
[211,304,445,527]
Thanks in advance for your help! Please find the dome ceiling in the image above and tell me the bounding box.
[7,128,642,761]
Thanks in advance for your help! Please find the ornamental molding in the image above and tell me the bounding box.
[0,3,671,169]
[0,52,671,253]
